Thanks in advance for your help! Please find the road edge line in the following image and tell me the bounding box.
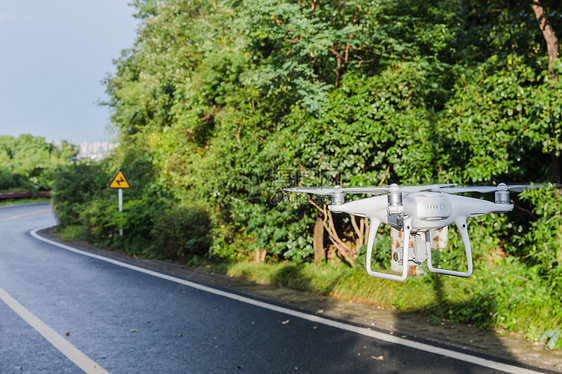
[0,208,51,222]
[31,226,546,374]
[0,285,109,373]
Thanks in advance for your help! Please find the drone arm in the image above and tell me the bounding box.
[427,217,473,278]
[365,218,410,282]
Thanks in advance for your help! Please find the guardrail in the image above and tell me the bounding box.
[0,191,51,199]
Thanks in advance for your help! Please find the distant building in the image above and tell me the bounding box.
[46,140,118,161]
[78,142,118,161]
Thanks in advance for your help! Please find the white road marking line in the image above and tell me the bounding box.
[31,226,545,374]
[0,208,50,223]
[0,286,109,373]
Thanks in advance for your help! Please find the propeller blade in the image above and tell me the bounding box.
[504,184,558,192]
[285,183,557,197]
[283,187,336,195]
[440,183,557,194]
[342,184,456,195]
[401,184,457,192]
[439,186,498,193]
[341,186,390,195]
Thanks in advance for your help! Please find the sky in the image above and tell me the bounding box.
[0,1,140,145]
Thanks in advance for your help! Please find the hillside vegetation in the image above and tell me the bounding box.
[52,0,561,345]
[0,135,77,193]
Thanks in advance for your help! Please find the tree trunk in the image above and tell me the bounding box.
[530,0,558,78]
[254,249,266,263]
[313,216,325,263]
[530,0,561,183]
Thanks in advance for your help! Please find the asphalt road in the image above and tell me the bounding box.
[0,203,543,373]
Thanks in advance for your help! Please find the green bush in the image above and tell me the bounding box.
[0,135,78,192]
[51,162,109,227]
[57,225,88,242]
[509,189,562,289]
[0,170,29,191]
[116,196,167,255]
[81,197,117,245]
[150,205,213,261]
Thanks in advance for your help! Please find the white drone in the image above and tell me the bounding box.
[285,183,550,281]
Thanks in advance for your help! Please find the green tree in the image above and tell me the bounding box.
[91,0,562,266]
[0,135,77,192]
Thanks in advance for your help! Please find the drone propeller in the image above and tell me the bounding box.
[284,183,458,205]
[285,184,456,196]
[284,182,558,206]
[342,183,457,195]
[284,185,346,204]
[283,187,340,195]
[438,183,559,205]
[439,183,555,194]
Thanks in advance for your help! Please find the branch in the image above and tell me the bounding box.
[379,166,391,186]
[512,200,538,220]
[334,0,347,24]
[308,198,328,226]
[284,38,298,44]
[530,0,558,78]
[364,218,370,244]
[324,209,346,248]
[271,14,286,26]
[330,48,343,87]
[327,235,355,264]
[344,2,361,64]
[350,214,363,250]
[329,48,344,60]
[310,198,355,264]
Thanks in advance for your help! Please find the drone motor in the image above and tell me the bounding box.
[386,184,404,215]
[495,183,510,204]
[331,185,345,205]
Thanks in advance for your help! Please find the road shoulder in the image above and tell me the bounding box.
[37,227,562,374]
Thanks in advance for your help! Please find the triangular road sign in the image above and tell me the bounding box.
[109,170,131,189]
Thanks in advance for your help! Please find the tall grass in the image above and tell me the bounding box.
[225,259,562,347]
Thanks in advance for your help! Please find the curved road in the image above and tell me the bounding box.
[0,203,546,373]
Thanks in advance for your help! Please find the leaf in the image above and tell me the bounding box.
[540,329,561,349]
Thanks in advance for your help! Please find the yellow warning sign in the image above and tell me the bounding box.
[109,170,131,189]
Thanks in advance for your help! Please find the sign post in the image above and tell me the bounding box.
[109,169,131,236]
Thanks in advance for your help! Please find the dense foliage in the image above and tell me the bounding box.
[0,135,77,192]
[53,0,562,341]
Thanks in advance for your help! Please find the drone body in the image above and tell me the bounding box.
[284,183,542,281]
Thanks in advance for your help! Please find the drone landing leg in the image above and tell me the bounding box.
[365,218,410,281]
[427,218,473,278]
